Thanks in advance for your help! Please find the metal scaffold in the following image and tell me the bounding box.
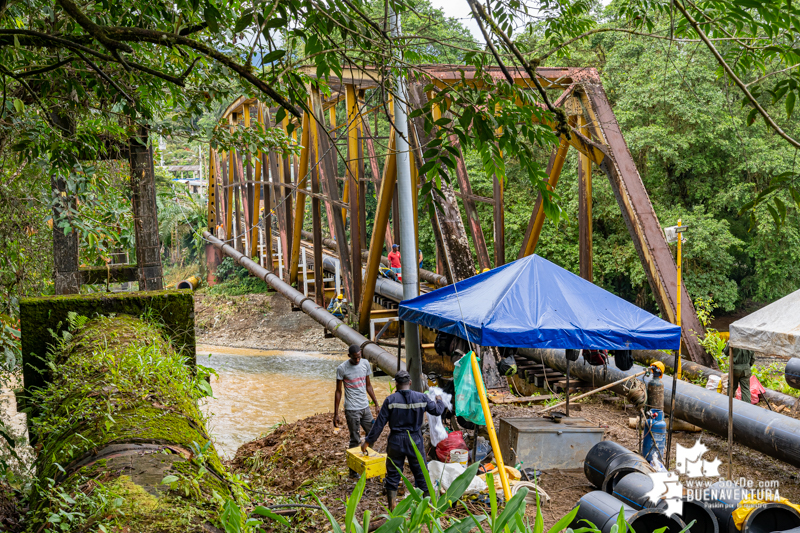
[205,65,714,372]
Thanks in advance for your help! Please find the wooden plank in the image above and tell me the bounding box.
[489,394,558,405]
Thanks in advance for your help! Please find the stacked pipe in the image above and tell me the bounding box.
[579,441,705,532]
[701,481,800,533]
[570,491,686,533]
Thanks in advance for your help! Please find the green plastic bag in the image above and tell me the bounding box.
[453,351,486,426]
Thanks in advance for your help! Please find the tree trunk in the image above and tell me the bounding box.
[129,127,164,291]
[50,176,80,295]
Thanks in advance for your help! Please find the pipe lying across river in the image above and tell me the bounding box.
[204,232,403,377]
[520,348,800,468]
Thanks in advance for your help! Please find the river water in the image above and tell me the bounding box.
[197,344,393,458]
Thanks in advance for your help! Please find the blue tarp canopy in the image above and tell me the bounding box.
[399,254,681,350]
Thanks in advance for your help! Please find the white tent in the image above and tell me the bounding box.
[728,288,800,357]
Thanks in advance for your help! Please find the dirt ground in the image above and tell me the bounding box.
[195,291,345,352]
[200,292,800,531]
[228,397,800,531]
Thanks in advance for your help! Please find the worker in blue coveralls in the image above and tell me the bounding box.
[361,370,446,510]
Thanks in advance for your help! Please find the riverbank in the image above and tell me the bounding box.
[195,291,345,352]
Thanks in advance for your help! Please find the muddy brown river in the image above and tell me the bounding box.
[197,344,393,458]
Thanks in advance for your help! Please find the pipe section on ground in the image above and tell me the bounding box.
[203,232,404,377]
[632,349,798,410]
[301,229,448,287]
[611,472,719,533]
[701,481,800,533]
[570,491,685,533]
[521,348,800,468]
[584,441,654,494]
[177,275,201,290]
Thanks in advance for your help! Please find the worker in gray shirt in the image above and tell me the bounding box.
[334,344,379,477]
[723,342,756,403]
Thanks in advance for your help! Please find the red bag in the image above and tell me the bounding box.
[435,430,467,462]
[584,350,609,366]
[735,375,767,404]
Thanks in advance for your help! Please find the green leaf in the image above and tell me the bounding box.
[204,2,220,33]
[746,107,759,126]
[252,506,290,526]
[345,473,367,531]
[275,107,287,126]
[265,17,287,29]
[12,99,23,113]
[312,492,344,533]
[547,505,580,533]
[372,517,404,533]
[419,160,436,175]
[616,505,627,533]
[234,12,253,33]
[494,487,528,532]
[221,499,244,533]
[790,186,800,209]
[767,203,781,228]
[775,197,787,223]
[161,475,179,485]
[261,50,286,64]
[787,91,796,119]
[444,514,487,533]
[409,433,437,503]
[437,462,481,512]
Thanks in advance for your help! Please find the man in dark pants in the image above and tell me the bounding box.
[334,344,380,477]
[362,370,446,510]
[723,341,756,403]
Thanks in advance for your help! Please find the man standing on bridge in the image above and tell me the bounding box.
[334,344,379,478]
[362,370,446,510]
[388,243,402,276]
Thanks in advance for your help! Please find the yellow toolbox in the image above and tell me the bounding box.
[346,447,387,480]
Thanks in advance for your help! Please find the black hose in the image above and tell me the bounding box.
[262,504,324,510]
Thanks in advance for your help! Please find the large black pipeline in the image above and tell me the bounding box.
[521,348,800,468]
[612,472,719,533]
[570,491,685,533]
[300,229,448,287]
[584,441,653,493]
[786,358,800,390]
[701,481,800,533]
[203,232,404,377]
[631,350,798,410]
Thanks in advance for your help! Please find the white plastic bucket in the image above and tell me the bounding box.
[450,449,468,466]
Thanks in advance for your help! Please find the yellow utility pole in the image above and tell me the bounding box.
[676,218,682,379]
[470,352,512,501]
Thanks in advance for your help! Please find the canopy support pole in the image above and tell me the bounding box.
[471,352,511,501]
